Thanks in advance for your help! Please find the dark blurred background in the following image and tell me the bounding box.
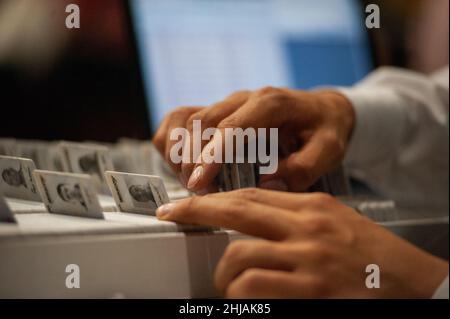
[0,0,448,142]
[0,0,149,141]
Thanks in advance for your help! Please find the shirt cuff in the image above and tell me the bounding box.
[337,86,408,167]
[432,275,449,299]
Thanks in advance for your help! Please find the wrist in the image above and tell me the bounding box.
[316,90,356,143]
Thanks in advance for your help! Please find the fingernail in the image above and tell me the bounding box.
[259,179,288,191]
[187,165,203,189]
[156,203,176,218]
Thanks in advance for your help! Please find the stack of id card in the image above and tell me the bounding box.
[105,171,170,216]
[110,139,173,179]
[1,137,184,187]
[0,139,63,171]
[33,170,104,219]
[57,141,114,191]
[215,162,260,192]
[307,165,351,196]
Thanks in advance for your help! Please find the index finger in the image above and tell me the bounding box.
[182,91,251,187]
[187,88,295,191]
[156,194,296,240]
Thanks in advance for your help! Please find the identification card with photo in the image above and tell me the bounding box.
[105,171,170,215]
[217,163,234,192]
[33,170,104,219]
[230,163,240,190]
[58,142,114,188]
[15,140,50,170]
[237,162,256,188]
[0,155,41,201]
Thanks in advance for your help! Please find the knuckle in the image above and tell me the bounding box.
[333,221,357,246]
[340,228,356,247]
[321,131,344,155]
[217,116,240,129]
[234,187,260,202]
[227,90,251,100]
[239,269,264,290]
[306,217,332,235]
[290,241,335,270]
[167,106,191,120]
[223,199,248,219]
[334,140,345,155]
[222,241,248,264]
[310,192,334,205]
[186,112,205,129]
[227,269,263,297]
[288,161,317,186]
[198,112,215,127]
[256,86,283,97]
[168,106,198,123]
[198,109,224,129]
[255,87,290,108]
[321,131,338,144]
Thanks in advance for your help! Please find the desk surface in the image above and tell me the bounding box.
[0,196,448,298]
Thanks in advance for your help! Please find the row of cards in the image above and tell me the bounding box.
[0,155,171,221]
[0,138,264,194]
[0,140,114,191]
[0,138,180,191]
[216,162,259,192]
[307,166,352,196]
[1,137,352,197]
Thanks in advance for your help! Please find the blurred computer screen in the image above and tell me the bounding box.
[0,0,149,142]
[1,0,375,140]
[129,0,373,130]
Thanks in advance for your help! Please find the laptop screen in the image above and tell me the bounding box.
[129,0,373,131]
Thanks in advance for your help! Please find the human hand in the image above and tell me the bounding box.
[152,87,355,192]
[156,189,448,298]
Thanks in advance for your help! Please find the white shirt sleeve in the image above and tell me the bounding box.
[432,276,449,299]
[339,66,449,218]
